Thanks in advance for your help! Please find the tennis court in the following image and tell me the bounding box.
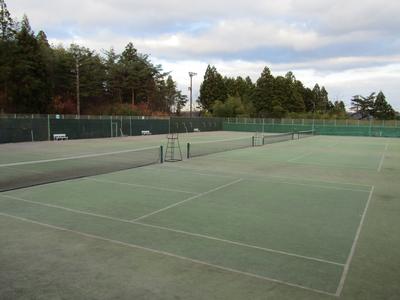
[1,132,399,299]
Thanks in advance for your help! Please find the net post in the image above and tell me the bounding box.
[252,136,255,147]
[186,143,191,159]
[160,145,164,163]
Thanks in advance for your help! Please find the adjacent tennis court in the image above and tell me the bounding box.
[1,132,399,299]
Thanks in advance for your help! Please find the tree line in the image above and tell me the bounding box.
[0,0,397,119]
[198,65,397,119]
[0,0,187,115]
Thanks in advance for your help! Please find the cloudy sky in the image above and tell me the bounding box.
[8,0,400,110]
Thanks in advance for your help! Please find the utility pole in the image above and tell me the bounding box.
[188,72,197,117]
[75,57,80,115]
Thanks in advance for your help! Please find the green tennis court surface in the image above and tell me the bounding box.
[1,133,399,299]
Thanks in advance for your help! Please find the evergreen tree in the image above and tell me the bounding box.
[329,100,346,117]
[12,15,50,112]
[319,87,329,112]
[283,72,305,112]
[311,84,322,112]
[175,91,187,116]
[372,91,395,119]
[0,0,15,41]
[164,76,176,112]
[252,67,275,116]
[198,65,227,111]
[103,47,122,102]
[223,76,237,97]
[161,76,187,114]
[118,42,161,106]
[51,45,75,106]
[350,93,375,119]
[0,0,16,111]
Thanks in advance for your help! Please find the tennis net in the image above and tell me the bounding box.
[297,130,315,139]
[0,146,163,192]
[262,133,294,145]
[187,137,253,158]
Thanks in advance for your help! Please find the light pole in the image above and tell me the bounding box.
[75,57,81,116]
[188,72,197,117]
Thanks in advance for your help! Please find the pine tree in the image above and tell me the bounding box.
[284,72,305,112]
[373,91,395,120]
[330,100,346,117]
[175,91,187,115]
[198,65,227,111]
[0,0,16,111]
[12,15,50,112]
[51,45,75,107]
[319,87,329,112]
[118,42,156,106]
[350,93,375,119]
[0,0,15,41]
[104,47,122,102]
[252,67,275,116]
[164,76,177,113]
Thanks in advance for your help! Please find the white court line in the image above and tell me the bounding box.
[335,186,375,296]
[0,194,343,266]
[0,212,337,297]
[85,178,198,195]
[0,146,159,168]
[377,144,389,172]
[160,164,372,191]
[131,179,243,221]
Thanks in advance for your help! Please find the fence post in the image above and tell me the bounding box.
[262,118,265,133]
[110,116,113,137]
[369,119,372,136]
[47,114,50,141]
